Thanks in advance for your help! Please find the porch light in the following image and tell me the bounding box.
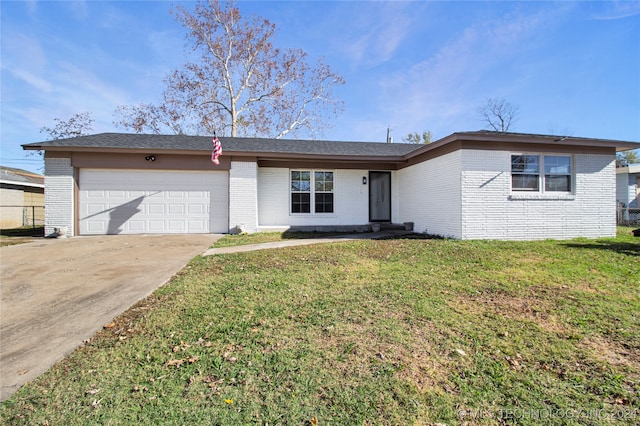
[362,176,367,185]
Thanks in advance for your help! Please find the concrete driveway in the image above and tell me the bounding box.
[0,234,220,401]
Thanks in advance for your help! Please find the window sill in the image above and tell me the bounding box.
[290,213,337,217]
[509,193,575,201]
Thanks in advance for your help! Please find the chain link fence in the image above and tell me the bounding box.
[617,204,640,226]
[0,206,45,229]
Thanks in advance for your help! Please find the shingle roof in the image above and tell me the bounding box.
[22,133,423,157]
[0,166,44,186]
[22,131,640,161]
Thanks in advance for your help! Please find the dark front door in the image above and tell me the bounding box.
[369,171,391,222]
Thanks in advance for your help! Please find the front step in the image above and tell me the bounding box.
[374,222,408,231]
[287,223,413,233]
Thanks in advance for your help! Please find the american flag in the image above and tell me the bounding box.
[211,135,222,164]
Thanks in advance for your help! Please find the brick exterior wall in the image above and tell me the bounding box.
[397,151,463,237]
[229,161,258,233]
[459,150,616,240]
[257,167,371,228]
[44,157,75,236]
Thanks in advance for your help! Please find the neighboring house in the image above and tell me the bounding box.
[616,164,640,225]
[0,166,45,229]
[616,164,640,208]
[22,131,640,240]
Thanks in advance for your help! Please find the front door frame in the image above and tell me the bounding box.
[369,171,391,222]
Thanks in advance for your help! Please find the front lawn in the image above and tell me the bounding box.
[0,226,44,247]
[1,229,638,425]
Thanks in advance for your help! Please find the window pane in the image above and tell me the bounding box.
[291,170,311,192]
[545,175,570,192]
[314,171,334,193]
[512,174,539,191]
[315,193,334,213]
[299,180,310,191]
[291,193,310,213]
[511,155,539,173]
[544,156,571,174]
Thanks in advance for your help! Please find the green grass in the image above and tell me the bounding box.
[0,226,44,246]
[2,228,639,425]
[211,231,358,248]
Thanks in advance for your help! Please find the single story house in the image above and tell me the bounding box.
[616,164,640,208]
[0,166,45,229]
[23,130,640,240]
[616,164,640,225]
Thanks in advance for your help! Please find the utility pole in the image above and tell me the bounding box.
[386,126,393,143]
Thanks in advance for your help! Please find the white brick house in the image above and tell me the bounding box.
[23,131,639,240]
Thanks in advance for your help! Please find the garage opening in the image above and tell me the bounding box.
[78,169,228,235]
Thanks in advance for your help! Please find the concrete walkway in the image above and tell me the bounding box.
[0,234,220,401]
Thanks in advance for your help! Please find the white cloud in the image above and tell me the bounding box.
[66,0,89,21]
[8,68,52,93]
[335,2,421,68]
[1,32,48,72]
[375,7,561,137]
[592,0,640,20]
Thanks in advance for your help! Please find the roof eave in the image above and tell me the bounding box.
[27,145,407,163]
[446,132,640,151]
[0,179,45,188]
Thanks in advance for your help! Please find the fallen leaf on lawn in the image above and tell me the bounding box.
[224,399,233,404]
[173,341,190,352]
[103,322,115,329]
[166,359,185,367]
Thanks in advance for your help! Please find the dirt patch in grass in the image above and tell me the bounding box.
[581,336,640,372]
[452,293,572,336]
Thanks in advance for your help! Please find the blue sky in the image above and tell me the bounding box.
[2,0,639,173]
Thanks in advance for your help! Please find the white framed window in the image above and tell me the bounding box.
[291,170,334,214]
[511,154,572,193]
[543,155,571,192]
[511,154,540,191]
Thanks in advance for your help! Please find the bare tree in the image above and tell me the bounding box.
[40,112,94,140]
[477,97,519,132]
[115,0,344,138]
[402,130,432,144]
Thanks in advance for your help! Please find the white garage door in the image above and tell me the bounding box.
[79,169,228,235]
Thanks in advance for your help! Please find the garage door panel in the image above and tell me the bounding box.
[168,221,186,231]
[79,169,228,235]
[87,221,106,233]
[168,204,185,214]
[87,190,105,198]
[128,221,146,231]
[148,204,165,215]
[147,220,165,231]
[188,204,204,214]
